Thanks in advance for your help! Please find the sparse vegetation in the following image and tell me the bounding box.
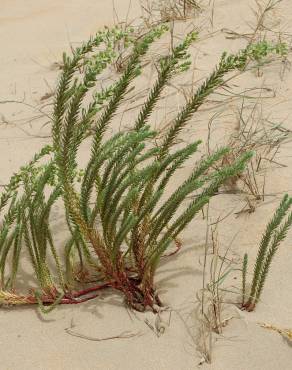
[140,0,201,26]
[221,98,290,204]
[196,222,233,364]
[0,22,282,313]
[2,1,292,369]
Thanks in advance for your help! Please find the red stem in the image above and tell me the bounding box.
[67,281,114,298]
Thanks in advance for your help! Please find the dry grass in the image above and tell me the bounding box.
[223,0,284,42]
[196,211,238,364]
[140,0,201,27]
[222,99,289,203]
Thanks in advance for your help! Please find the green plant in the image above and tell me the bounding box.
[242,194,292,311]
[0,26,282,312]
[242,252,248,305]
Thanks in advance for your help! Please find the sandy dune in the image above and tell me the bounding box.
[1,1,292,369]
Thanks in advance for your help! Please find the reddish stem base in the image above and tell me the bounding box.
[9,278,162,312]
[241,302,256,312]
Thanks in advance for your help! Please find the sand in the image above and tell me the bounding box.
[1,0,292,369]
